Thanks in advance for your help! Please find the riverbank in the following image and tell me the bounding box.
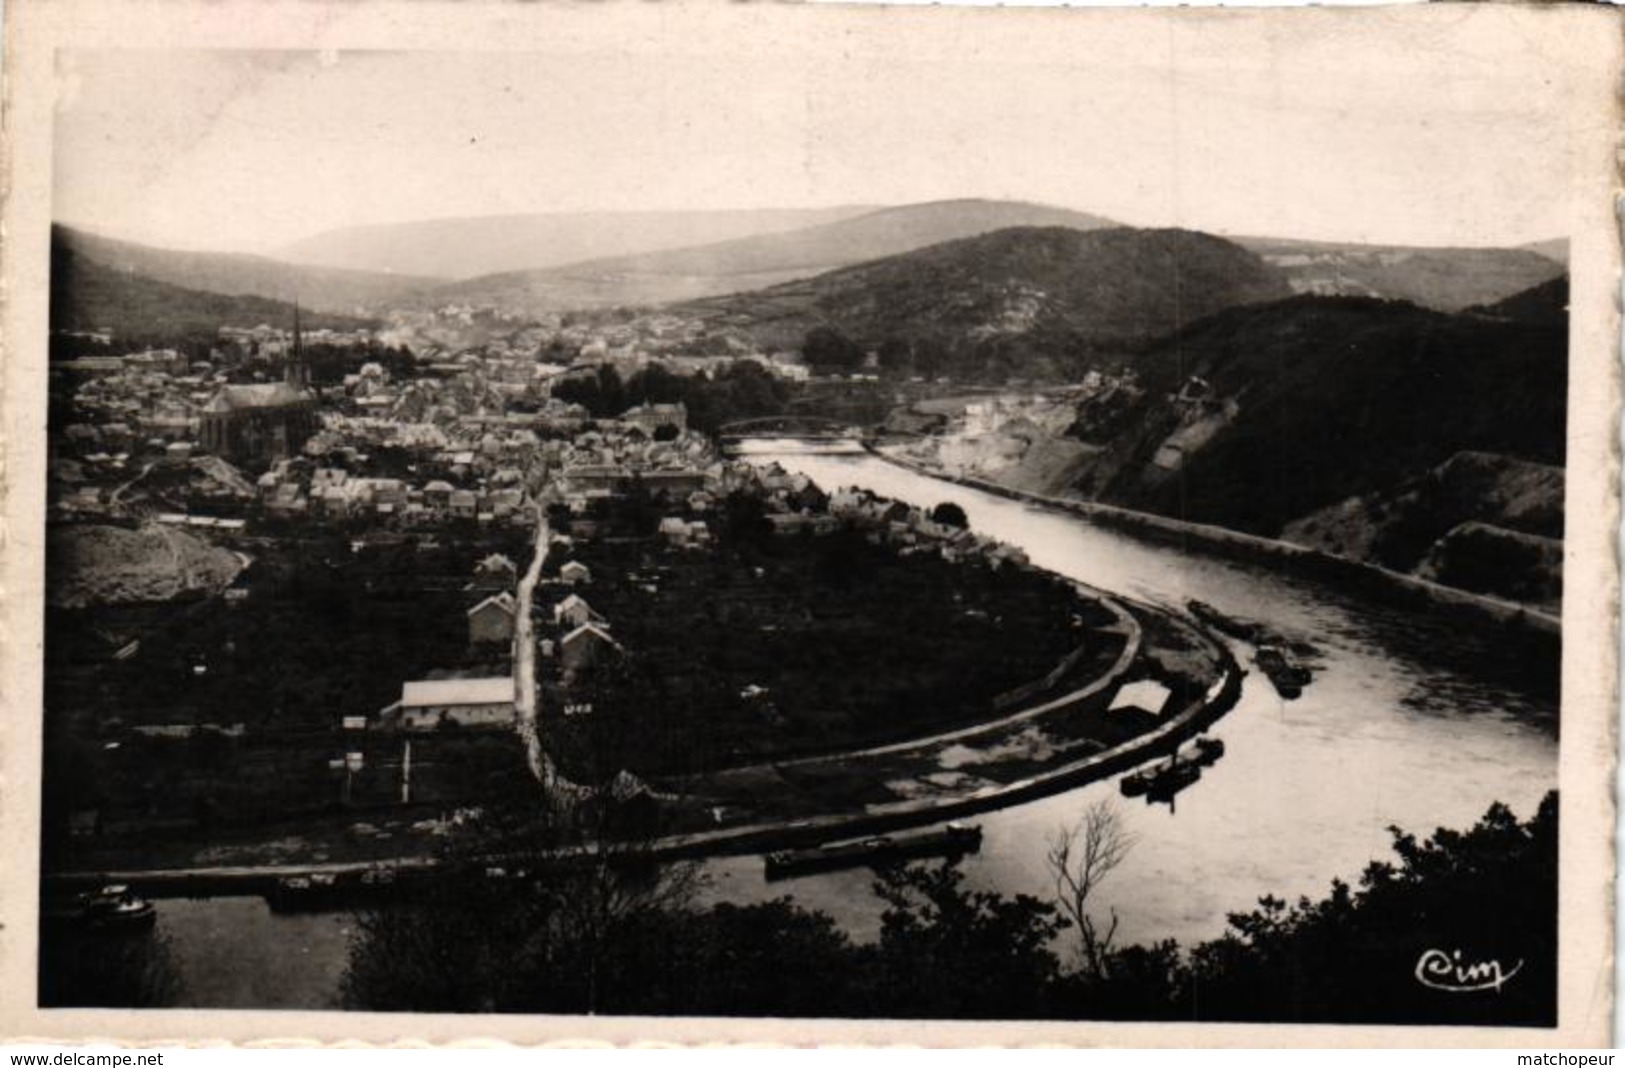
[870,444,1560,641]
[48,595,1242,901]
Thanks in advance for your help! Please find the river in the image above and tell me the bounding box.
[691,443,1557,945]
[151,441,1558,1006]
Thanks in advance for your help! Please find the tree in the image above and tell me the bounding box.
[930,501,969,529]
[876,337,914,377]
[624,364,685,406]
[801,326,866,374]
[341,816,705,1013]
[869,858,1069,1019]
[1048,798,1135,980]
[551,365,626,419]
[1183,791,1557,1025]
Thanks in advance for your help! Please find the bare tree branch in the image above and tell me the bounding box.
[1047,797,1135,979]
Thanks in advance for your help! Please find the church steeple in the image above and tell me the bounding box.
[285,300,309,390]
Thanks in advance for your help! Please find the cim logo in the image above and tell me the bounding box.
[1414,948,1524,993]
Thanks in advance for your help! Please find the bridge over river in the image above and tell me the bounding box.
[717,415,870,445]
[717,416,925,454]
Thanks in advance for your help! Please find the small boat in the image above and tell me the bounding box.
[44,884,157,931]
[1190,736,1225,766]
[1187,600,1264,642]
[1120,761,1163,797]
[1255,645,1312,699]
[267,872,342,912]
[1124,753,1205,800]
[765,822,982,880]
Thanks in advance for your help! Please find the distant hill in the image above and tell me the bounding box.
[282,206,881,281]
[681,225,1290,381]
[431,199,1119,312]
[56,226,437,315]
[1521,238,1569,266]
[1232,236,1565,312]
[1466,275,1568,328]
[50,240,377,339]
[1081,295,1567,537]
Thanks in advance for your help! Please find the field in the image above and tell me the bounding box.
[41,527,537,865]
[538,519,1117,780]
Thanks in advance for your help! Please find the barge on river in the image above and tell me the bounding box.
[1120,747,1210,801]
[765,823,983,880]
[1255,645,1313,699]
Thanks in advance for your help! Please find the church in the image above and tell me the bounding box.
[198,306,319,466]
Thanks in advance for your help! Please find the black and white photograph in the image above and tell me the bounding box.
[2,0,1618,1046]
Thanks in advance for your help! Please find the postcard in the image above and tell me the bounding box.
[2,0,1618,1047]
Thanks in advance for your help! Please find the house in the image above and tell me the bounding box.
[766,513,813,536]
[472,553,517,591]
[562,464,631,496]
[424,480,455,509]
[553,593,604,629]
[367,479,408,511]
[449,489,479,519]
[467,592,517,644]
[1107,679,1173,718]
[640,468,708,500]
[829,489,868,517]
[488,488,524,519]
[988,544,1031,570]
[558,560,592,585]
[657,517,710,547]
[266,482,307,517]
[864,499,910,525]
[589,768,663,836]
[756,463,795,493]
[659,515,693,546]
[559,622,621,673]
[382,677,516,730]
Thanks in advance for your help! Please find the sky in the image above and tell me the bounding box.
[51,18,1586,256]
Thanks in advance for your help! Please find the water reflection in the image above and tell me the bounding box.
[159,896,351,1009]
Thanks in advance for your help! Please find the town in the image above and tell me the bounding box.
[45,304,1241,887]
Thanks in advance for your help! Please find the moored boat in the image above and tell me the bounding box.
[1255,645,1312,699]
[1145,759,1202,803]
[1120,761,1163,796]
[266,872,342,912]
[1190,736,1225,766]
[765,822,982,880]
[43,884,157,931]
[1187,600,1264,642]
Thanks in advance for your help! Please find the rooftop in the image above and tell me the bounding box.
[400,677,514,708]
[202,382,313,412]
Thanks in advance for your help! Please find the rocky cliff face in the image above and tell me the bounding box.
[1280,451,1564,612]
[887,282,1568,612]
